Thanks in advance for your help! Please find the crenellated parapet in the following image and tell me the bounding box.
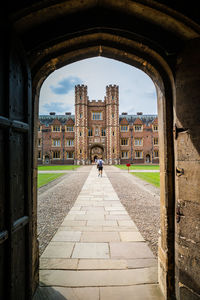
[75,84,88,104]
[105,85,119,104]
[88,99,105,107]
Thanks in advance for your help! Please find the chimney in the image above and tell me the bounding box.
[122,112,127,115]
[137,112,143,115]
[65,112,71,115]
[49,112,56,115]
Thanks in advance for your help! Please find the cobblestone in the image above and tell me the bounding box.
[37,167,91,256]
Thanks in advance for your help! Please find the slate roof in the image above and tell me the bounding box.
[133,117,144,125]
[119,114,157,126]
[119,117,129,125]
[39,115,75,126]
[39,114,158,126]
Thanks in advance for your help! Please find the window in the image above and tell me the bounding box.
[121,138,128,145]
[66,126,74,132]
[88,129,93,136]
[66,152,74,159]
[154,150,159,158]
[53,151,60,159]
[135,150,143,159]
[38,150,41,159]
[95,128,99,136]
[52,125,61,132]
[120,125,128,132]
[154,137,159,145]
[134,125,142,132]
[113,131,114,136]
[66,139,74,146]
[112,113,114,118]
[135,138,142,146]
[80,113,82,118]
[121,151,129,158]
[113,148,115,153]
[92,112,102,120]
[38,125,42,132]
[52,139,60,146]
[38,138,41,146]
[101,129,106,136]
[80,149,82,154]
[80,131,82,136]
[153,125,158,131]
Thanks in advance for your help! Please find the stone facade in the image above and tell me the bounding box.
[38,85,159,165]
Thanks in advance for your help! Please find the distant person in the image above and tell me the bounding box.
[96,157,99,170]
[98,158,104,177]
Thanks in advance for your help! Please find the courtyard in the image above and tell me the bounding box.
[35,165,161,299]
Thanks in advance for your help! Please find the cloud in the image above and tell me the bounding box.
[50,76,83,94]
[42,102,72,114]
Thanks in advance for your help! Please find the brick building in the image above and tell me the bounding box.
[38,85,159,165]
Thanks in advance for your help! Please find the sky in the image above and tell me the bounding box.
[39,57,157,115]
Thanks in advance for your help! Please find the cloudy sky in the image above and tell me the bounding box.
[39,57,157,115]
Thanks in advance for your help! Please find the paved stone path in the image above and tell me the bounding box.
[34,166,164,300]
[38,169,160,174]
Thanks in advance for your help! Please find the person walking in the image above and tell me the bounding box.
[97,158,104,177]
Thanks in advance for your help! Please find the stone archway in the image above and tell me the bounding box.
[91,147,104,162]
[90,144,105,163]
[32,44,175,299]
[44,154,50,164]
[146,154,151,163]
[1,2,200,300]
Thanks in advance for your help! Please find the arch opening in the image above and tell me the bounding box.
[32,36,175,300]
[1,2,199,299]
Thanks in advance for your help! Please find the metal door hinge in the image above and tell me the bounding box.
[173,124,189,139]
[176,205,184,223]
[176,167,184,177]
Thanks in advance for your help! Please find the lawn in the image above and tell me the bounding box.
[132,172,160,187]
[38,165,80,171]
[116,164,160,170]
[38,173,65,188]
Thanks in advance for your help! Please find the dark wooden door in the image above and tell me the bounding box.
[0,29,32,300]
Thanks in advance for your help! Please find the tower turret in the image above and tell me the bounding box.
[105,85,120,164]
[75,85,88,165]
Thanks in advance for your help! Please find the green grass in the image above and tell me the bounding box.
[38,165,80,171]
[38,173,65,188]
[116,164,160,170]
[132,172,160,187]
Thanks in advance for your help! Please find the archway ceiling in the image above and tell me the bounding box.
[31,36,171,93]
[11,1,200,57]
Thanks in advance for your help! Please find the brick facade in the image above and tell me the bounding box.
[38,85,159,165]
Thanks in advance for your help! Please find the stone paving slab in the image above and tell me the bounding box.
[72,242,109,258]
[100,284,164,300]
[42,242,74,258]
[40,258,78,270]
[40,267,158,287]
[38,166,163,299]
[110,242,155,259]
[119,231,145,242]
[34,286,99,300]
[87,220,118,226]
[77,259,127,270]
[52,231,81,242]
[105,215,131,220]
[127,258,158,269]
[81,231,120,242]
